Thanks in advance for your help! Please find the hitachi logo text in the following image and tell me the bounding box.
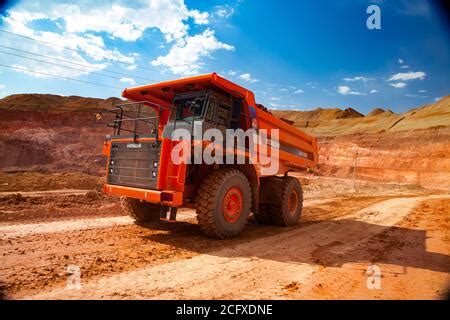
[126,143,142,149]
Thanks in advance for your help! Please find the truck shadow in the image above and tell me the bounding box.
[140,217,450,275]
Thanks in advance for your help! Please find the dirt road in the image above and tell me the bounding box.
[1,189,449,300]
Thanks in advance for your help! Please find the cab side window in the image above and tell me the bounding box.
[205,99,217,122]
[231,98,243,129]
[216,103,230,126]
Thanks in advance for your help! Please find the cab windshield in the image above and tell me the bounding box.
[170,95,206,122]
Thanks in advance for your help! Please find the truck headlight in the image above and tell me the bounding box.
[153,161,158,168]
[152,171,157,177]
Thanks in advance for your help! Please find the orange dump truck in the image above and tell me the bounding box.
[101,73,318,238]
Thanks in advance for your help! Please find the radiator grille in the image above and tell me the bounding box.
[106,142,160,189]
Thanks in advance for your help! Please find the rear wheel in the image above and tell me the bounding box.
[120,197,160,223]
[270,176,303,226]
[255,203,273,225]
[196,168,251,239]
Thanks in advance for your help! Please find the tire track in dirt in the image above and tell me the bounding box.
[0,190,91,197]
[0,199,334,239]
[297,196,450,299]
[24,195,448,299]
[1,196,383,298]
[0,216,133,239]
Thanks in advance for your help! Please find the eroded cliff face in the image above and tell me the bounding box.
[317,128,450,190]
[1,94,449,190]
[0,109,110,175]
[273,95,450,190]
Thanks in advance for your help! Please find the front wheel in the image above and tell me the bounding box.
[196,169,251,239]
[120,197,161,223]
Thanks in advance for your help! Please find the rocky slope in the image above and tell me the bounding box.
[0,94,119,175]
[274,96,450,190]
[272,96,450,136]
[0,94,122,112]
[0,94,449,190]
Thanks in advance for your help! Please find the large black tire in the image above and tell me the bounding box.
[120,197,161,223]
[270,176,303,226]
[255,203,273,225]
[254,177,276,225]
[196,168,251,239]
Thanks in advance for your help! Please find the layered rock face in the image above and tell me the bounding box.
[0,94,117,175]
[274,96,450,190]
[317,128,450,190]
[1,94,449,190]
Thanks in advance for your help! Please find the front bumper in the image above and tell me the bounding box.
[103,184,183,207]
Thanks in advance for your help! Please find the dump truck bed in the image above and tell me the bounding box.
[122,73,318,175]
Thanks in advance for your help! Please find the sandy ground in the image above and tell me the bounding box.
[0,178,449,300]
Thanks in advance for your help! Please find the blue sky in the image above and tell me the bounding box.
[0,0,449,113]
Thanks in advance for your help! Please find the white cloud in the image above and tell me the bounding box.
[405,94,426,98]
[419,89,427,93]
[398,58,404,64]
[337,85,365,95]
[239,73,258,83]
[0,8,131,78]
[124,64,137,71]
[370,89,378,94]
[0,84,5,89]
[1,1,230,78]
[390,82,407,88]
[214,5,234,18]
[279,88,288,92]
[270,97,280,101]
[10,57,106,78]
[0,20,119,78]
[270,102,279,108]
[343,76,374,82]
[120,77,136,85]
[46,1,208,42]
[10,64,48,78]
[398,1,431,18]
[151,29,234,75]
[189,9,209,25]
[388,71,426,81]
[285,105,301,110]
[228,70,237,76]
[435,97,442,102]
[294,89,304,94]
[401,65,410,69]
[3,1,210,43]
[338,86,351,95]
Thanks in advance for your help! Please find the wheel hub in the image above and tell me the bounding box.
[222,187,243,223]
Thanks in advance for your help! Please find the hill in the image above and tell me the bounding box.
[0,93,449,190]
[272,96,450,136]
[0,94,123,112]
